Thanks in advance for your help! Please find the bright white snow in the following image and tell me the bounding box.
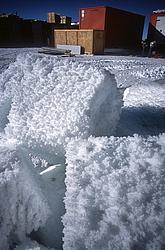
[64,134,165,250]
[0,48,165,250]
[0,139,50,250]
[0,53,122,156]
[72,56,165,88]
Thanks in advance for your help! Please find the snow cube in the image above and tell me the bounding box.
[0,141,50,250]
[64,134,165,250]
[2,53,122,154]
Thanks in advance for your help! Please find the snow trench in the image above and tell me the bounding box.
[64,134,165,250]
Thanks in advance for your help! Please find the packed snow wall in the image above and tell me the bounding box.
[0,53,123,157]
[0,140,50,250]
[64,134,165,250]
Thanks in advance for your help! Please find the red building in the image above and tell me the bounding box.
[80,6,144,49]
[148,10,165,46]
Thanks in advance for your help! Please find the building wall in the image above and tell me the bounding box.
[105,7,144,48]
[0,15,23,46]
[148,11,165,45]
[156,16,165,36]
[150,12,165,27]
[47,12,61,24]
[79,6,144,49]
[60,16,71,25]
[21,20,50,46]
[80,7,106,30]
[0,15,51,47]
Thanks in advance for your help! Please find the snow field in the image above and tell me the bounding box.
[75,57,165,88]
[0,53,123,155]
[64,134,165,250]
[0,140,50,250]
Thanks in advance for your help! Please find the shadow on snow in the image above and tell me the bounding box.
[116,106,165,137]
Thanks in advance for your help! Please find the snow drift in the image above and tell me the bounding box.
[64,134,165,250]
[0,53,122,155]
[0,138,50,250]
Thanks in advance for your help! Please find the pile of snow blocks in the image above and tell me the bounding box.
[0,142,50,250]
[64,134,165,250]
[0,53,122,155]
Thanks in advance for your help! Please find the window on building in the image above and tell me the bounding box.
[81,10,85,18]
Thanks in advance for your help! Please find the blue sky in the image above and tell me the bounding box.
[1,0,165,38]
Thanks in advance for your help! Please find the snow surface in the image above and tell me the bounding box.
[0,48,37,75]
[0,137,50,250]
[0,48,165,250]
[123,82,165,108]
[14,238,54,250]
[64,134,165,250]
[0,52,122,156]
[71,56,165,88]
[116,81,165,136]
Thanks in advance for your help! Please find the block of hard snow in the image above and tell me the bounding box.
[63,134,165,250]
[0,142,50,250]
[2,53,122,155]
